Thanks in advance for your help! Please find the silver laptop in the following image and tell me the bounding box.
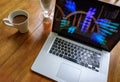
[31,0,120,82]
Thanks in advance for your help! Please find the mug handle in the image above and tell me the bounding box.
[3,18,13,26]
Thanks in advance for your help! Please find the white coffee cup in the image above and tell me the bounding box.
[3,9,29,33]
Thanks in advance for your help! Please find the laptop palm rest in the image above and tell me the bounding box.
[56,63,81,82]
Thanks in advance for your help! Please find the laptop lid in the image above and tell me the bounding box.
[52,0,120,51]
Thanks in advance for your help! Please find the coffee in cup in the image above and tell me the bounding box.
[13,15,27,24]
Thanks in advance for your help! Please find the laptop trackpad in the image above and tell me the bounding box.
[57,63,81,82]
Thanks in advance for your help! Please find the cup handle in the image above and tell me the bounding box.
[3,18,13,26]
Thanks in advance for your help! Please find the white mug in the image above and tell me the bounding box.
[3,9,29,33]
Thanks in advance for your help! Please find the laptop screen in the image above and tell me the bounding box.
[52,0,120,51]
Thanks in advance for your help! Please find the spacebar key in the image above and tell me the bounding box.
[63,56,77,63]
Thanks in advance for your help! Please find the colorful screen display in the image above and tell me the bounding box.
[53,0,120,51]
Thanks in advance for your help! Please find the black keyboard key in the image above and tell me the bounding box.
[59,54,63,57]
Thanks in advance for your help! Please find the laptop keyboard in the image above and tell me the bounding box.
[49,38,101,72]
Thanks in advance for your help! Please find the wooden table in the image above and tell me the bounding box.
[0,0,120,82]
